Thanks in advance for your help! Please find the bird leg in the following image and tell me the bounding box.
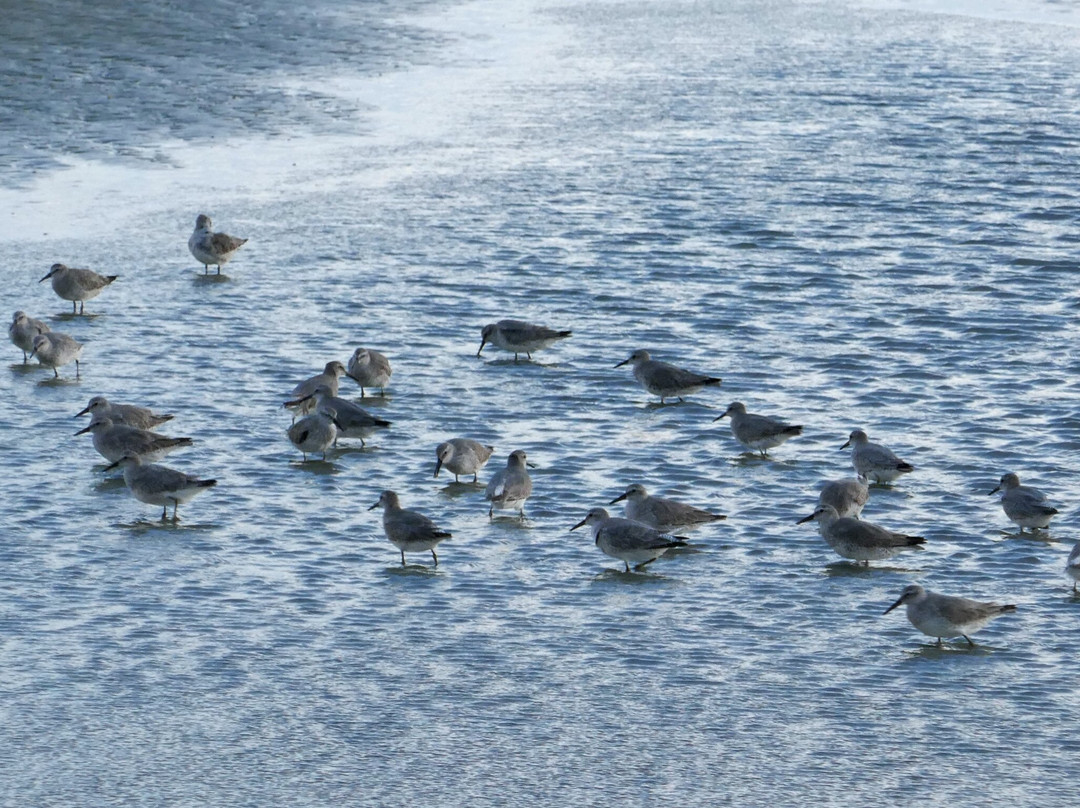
[431,550,438,567]
[963,635,976,647]
[161,505,168,520]
[400,549,406,566]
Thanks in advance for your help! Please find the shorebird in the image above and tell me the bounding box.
[797,504,924,564]
[284,386,390,447]
[284,361,347,420]
[434,439,495,483]
[841,429,914,484]
[485,449,534,519]
[615,349,721,404]
[989,472,1058,532]
[30,332,83,378]
[9,311,50,362]
[287,406,340,461]
[1067,542,1080,593]
[369,490,452,567]
[477,319,572,362]
[713,401,802,456]
[39,263,117,314]
[609,483,725,533]
[75,396,174,430]
[188,214,247,274]
[817,478,870,519]
[105,455,216,521]
[571,507,688,572]
[76,415,193,464]
[346,347,392,397]
[883,584,1016,647]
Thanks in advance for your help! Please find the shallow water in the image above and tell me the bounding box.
[3,0,1080,804]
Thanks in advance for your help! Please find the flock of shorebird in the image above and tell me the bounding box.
[8,213,1077,648]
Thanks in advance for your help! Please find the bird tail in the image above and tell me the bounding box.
[198,479,218,488]
[106,275,119,284]
[784,425,804,436]
[897,462,915,472]
[904,535,926,546]
[704,377,722,386]
[999,604,1017,613]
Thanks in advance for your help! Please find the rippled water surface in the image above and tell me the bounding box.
[3,0,1080,804]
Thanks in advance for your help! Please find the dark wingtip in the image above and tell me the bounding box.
[1001,604,1017,612]
[559,330,572,337]
[907,536,926,546]
[706,377,722,385]
[898,463,915,472]
[107,275,119,283]
[786,425,804,435]
[200,479,218,488]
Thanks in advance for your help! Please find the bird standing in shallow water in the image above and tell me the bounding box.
[609,483,725,533]
[477,319,572,362]
[39,263,117,314]
[435,439,494,484]
[9,311,50,362]
[105,454,216,521]
[615,349,721,404]
[347,347,392,397]
[75,396,174,430]
[188,214,247,274]
[841,429,914,484]
[30,332,83,378]
[797,504,924,564]
[571,507,688,572]
[713,401,802,456]
[989,472,1058,532]
[883,584,1016,647]
[485,449,534,519]
[369,490,452,567]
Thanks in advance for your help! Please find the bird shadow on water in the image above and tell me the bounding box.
[117,518,219,536]
[383,563,440,578]
[437,481,486,499]
[591,567,673,585]
[289,458,341,475]
[823,561,919,578]
[901,641,1003,660]
[193,272,230,285]
[37,376,80,388]
[51,312,102,324]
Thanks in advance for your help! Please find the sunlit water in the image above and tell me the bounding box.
[3,0,1080,803]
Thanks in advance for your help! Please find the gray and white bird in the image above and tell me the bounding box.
[287,406,340,461]
[434,439,495,483]
[1067,542,1080,593]
[615,349,721,404]
[74,396,174,430]
[188,214,248,274]
[30,332,83,378]
[571,507,688,572]
[104,454,217,521]
[38,263,117,315]
[797,503,924,564]
[485,449,534,519]
[284,386,390,447]
[9,311,50,362]
[841,429,914,484]
[609,483,725,533]
[369,490,452,567]
[284,361,347,419]
[989,472,1058,532]
[883,584,1016,647]
[76,415,193,464]
[713,401,802,456]
[817,478,870,519]
[477,319,572,362]
[346,347,392,397]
